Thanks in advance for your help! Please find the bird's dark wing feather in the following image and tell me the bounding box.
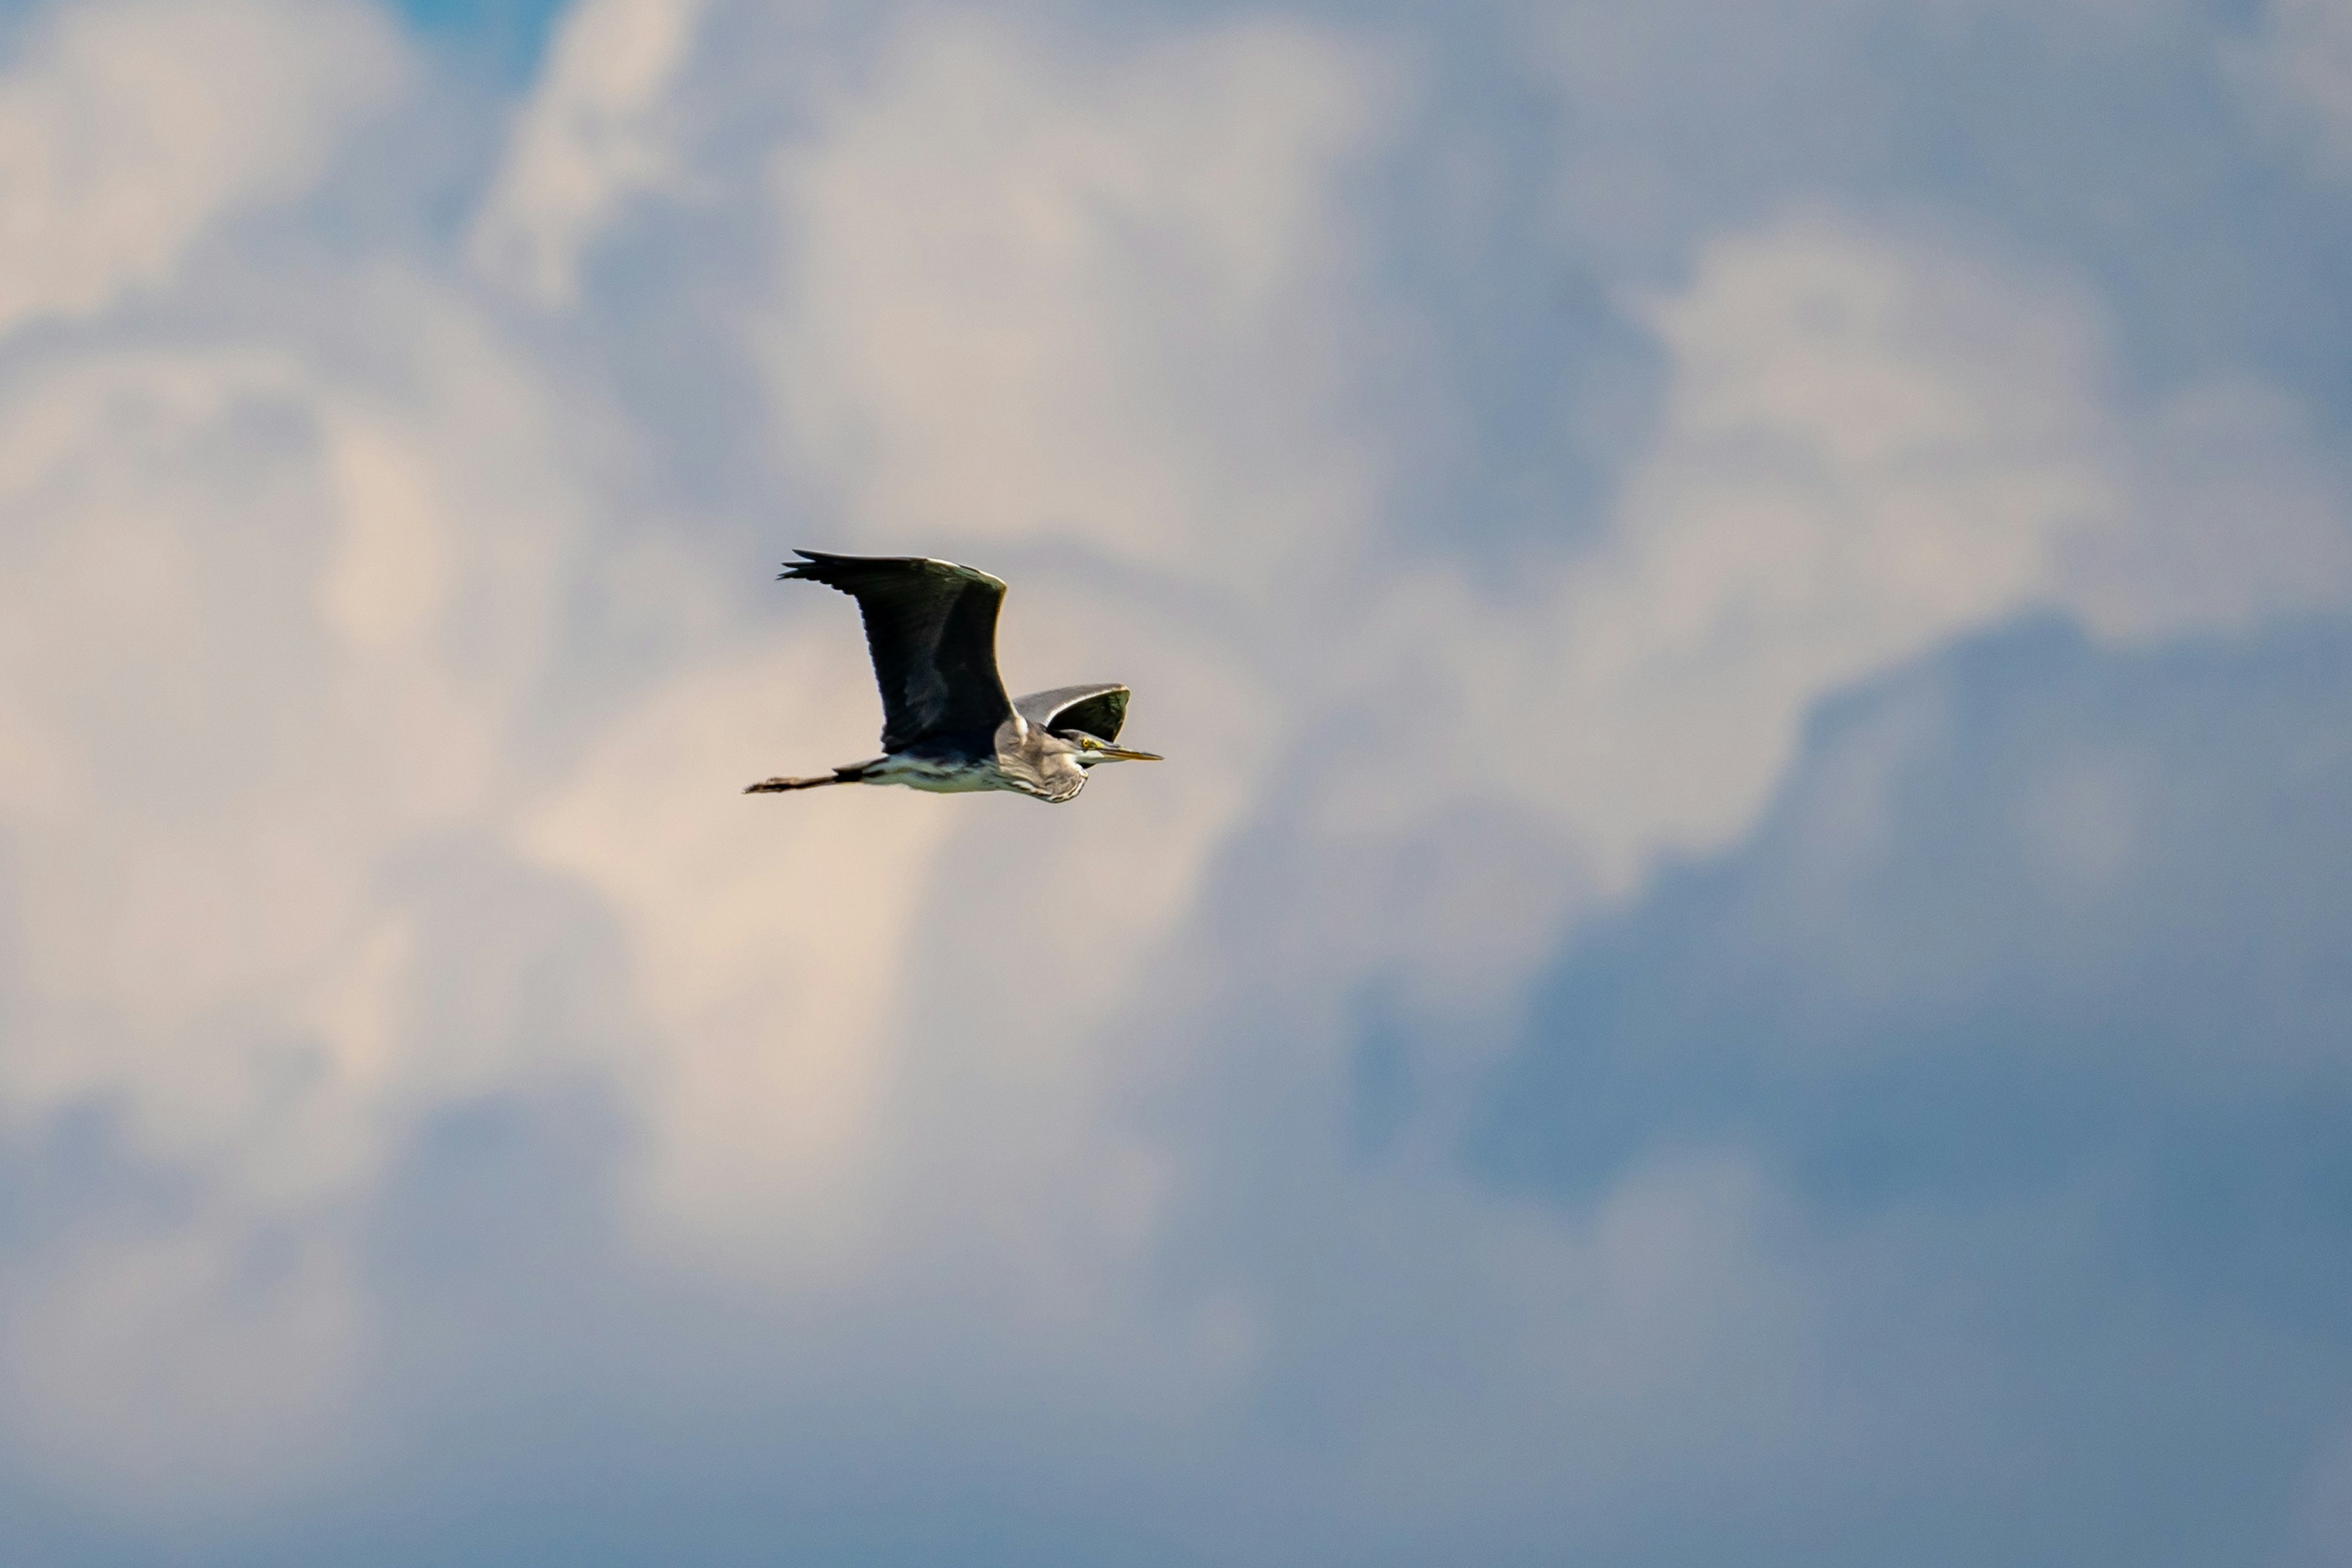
[1013,683,1129,742]
[781,551,1012,752]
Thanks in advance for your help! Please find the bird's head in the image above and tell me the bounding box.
[1064,731,1163,767]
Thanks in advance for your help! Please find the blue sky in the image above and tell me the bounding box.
[0,0,2348,1562]
[390,0,567,76]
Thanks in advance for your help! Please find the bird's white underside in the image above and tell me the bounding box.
[863,755,1005,792]
[861,752,1074,800]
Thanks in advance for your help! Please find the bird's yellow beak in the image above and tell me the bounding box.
[1099,746,1163,761]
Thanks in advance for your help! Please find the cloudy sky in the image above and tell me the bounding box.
[1,0,2350,1561]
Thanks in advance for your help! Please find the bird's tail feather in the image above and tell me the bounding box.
[744,761,875,794]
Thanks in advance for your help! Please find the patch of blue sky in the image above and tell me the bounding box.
[385,0,570,81]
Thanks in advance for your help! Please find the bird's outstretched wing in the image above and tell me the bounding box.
[781,551,1012,752]
[1014,683,1130,742]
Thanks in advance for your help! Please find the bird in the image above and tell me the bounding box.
[745,550,1163,803]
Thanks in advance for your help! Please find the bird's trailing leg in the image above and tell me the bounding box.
[743,774,838,793]
[744,761,875,794]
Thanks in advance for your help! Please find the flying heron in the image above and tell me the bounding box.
[745,550,1163,803]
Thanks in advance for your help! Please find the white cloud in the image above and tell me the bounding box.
[519,636,960,1274]
[761,11,1392,582]
[469,0,715,306]
[0,0,2346,1553]
[1370,210,2351,900]
[0,273,589,1498]
[2297,1416,2352,1566]
[1526,214,2120,884]
[1296,1155,1841,1532]
[0,0,403,338]
[2072,376,2352,638]
[3,1217,363,1510]
[2236,0,2352,173]
[1282,212,2119,922]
